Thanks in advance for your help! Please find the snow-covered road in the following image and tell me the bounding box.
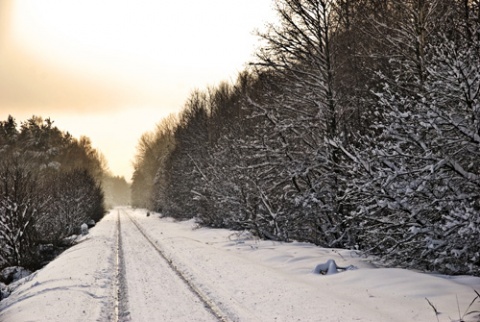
[117,209,217,321]
[1,207,480,322]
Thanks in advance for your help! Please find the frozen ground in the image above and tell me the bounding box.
[1,207,479,322]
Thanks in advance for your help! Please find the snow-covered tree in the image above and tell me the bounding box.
[150,116,177,212]
[338,3,480,274]
[0,116,106,269]
[0,160,42,268]
[38,169,104,242]
[190,74,278,232]
[248,0,357,245]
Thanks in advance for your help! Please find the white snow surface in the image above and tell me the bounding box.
[1,207,479,322]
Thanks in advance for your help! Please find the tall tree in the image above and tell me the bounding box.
[252,0,353,245]
[337,0,480,274]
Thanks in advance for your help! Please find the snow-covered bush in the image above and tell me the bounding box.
[342,30,480,275]
[36,169,104,243]
[0,266,32,285]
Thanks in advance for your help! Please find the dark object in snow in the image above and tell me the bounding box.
[37,243,65,265]
[313,259,357,275]
[87,219,96,228]
[0,266,32,285]
[261,229,282,241]
[38,243,56,259]
[147,211,150,217]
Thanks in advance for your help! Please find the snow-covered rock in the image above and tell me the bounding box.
[312,259,357,275]
[80,223,89,235]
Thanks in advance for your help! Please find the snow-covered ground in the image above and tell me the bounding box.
[1,207,479,322]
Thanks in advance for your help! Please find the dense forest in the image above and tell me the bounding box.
[131,0,480,276]
[0,116,125,270]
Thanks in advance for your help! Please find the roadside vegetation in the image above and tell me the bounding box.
[0,116,107,271]
[131,0,480,276]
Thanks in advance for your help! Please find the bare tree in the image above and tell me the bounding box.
[251,0,356,245]
[0,160,42,268]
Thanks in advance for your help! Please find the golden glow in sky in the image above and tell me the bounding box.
[0,0,275,180]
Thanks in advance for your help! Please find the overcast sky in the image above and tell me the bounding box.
[0,0,275,180]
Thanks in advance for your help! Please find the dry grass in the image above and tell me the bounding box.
[426,290,480,322]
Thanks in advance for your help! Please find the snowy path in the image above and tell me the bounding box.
[125,210,400,322]
[1,207,479,322]
[123,209,480,322]
[117,209,218,321]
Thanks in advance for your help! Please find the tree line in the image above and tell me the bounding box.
[0,116,107,270]
[131,0,480,276]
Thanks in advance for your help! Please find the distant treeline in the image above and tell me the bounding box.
[0,116,114,270]
[131,0,480,276]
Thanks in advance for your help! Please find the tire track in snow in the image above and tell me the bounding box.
[123,210,230,322]
[115,211,130,322]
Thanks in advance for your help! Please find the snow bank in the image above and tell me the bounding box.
[0,212,118,322]
[131,208,480,322]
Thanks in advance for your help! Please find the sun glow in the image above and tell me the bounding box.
[1,0,275,179]
[10,0,273,89]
